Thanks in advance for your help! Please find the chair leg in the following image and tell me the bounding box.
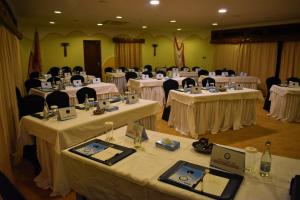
[162,106,171,121]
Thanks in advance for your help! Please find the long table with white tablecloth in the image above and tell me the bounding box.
[199,76,261,89]
[17,99,160,196]
[167,89,263,138]
[62,126,300,200]
[105,72,127,92]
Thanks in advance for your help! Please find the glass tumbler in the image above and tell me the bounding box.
[245,147,258,174]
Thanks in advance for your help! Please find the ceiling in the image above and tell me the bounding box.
[11,0,300,32]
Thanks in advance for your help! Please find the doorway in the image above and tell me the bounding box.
[83,40,102,78]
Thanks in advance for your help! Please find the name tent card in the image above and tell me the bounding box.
[172,72,180,78]
[92,78,101,84]
[183,68,189,72]
[128,69,135,72]
[64,72,71,77]
[126,122,148,141]
[116,69,122,73]
[127,94,139,104]
[41,82,52,89]
[195,68,200,73]
[58,107,77,121]
[209,72,216,76]
[210,144,245,175]
[73,80,82,87]
[221,72,229,77]
[191,86,202,94]
[141,74,149,80]
[156,73,164,80]
[80,71,86,76]
[172,68,179,73]
[98,99,110,109]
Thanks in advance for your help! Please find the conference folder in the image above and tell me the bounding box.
[158,160,243,200]
[69,139,136,166]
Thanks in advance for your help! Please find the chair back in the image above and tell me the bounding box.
[228,69,236,76]
[144,64,152,72]
[142,71,153,78]
[182,78,196,88]
[62,66,72,74]
[266,77,281,90]
[73,66,83,73]
[47,76,60,83]
[156,70,166,76]
[25,79,41,93]
[46,91,69,108]
[76,87,97,104]
[198,69,209,76]
[70,75,85,83]
[181,66,190,72]
[105,67,113,73]
[118,66,127,72]
[201,77,216,87]
[125,72,138,81]
[192,66,200,71]
[287,77,300,84]
[215,69,222,76]
[19,95,45,118]
[163,79,179,101]
[29,71,40,79]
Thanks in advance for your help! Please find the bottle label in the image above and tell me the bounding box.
[260,161,271,172]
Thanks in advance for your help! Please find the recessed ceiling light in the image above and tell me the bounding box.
[54,10,62,14]
[97,23,103,26]
[116,16,123,19]
[170,20,176,23]
[212,22,218,26]
[177,28,182,31]
[49,21,55,24]
[142,26,147,29]
[218,8,227,14]
[150,0,160,5]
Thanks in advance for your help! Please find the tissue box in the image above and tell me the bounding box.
[156,139,180,151]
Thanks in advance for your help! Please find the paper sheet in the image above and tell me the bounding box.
[91,147,122,161]
[195,173,229,196]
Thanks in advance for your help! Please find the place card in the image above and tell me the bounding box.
[116,69,122,73]
[172,68,179,73]
[41,81,52,89]
[221,72,228,77]
[73,80,82,87]
[156,73,164,80]
[64,72,71,77]
[126,122,148,141]
[191,86,201,94]
[172,72,180,78]
[92,78,101,84]
[183,68,189,72]
[128,69,135,72]
[127,94,139,104]
[210,144,245,175]
[141,74,149,80]
[58,107,77,121]
[98,99,110,109]
[80,71,86,76]
[209,72,216,76]
[91,147,122,161]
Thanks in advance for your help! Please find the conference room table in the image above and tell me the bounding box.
[268,85,300,122]
[62,126,300,200]
[16,99,160,196]
[179,71,198,78]
[105,72,127,92]
[167,88,263,138]
[127,77,185,106]
[29,82,119,105]
[199,76,261,89]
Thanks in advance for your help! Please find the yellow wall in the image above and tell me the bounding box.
[20,29,215,80]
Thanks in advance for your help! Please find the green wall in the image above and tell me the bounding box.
[20,30,215,80]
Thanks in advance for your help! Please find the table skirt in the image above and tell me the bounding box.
[129,87,165,107]
[106,76,127,93]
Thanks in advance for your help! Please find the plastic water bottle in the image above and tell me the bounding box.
[206,80,209,89]
[84,94,90,111]
[260,141,272,177]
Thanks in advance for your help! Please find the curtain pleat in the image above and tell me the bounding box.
[115,43,141,68]
[0,26,23,180]
[279,42,300,81]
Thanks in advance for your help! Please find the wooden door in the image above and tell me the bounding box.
[83,40,102,78]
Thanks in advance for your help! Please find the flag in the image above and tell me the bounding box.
[28,30,42,76]
[174,37,185,68]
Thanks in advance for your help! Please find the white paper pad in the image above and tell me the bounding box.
[91,147,122,161]
[195,174,229,196]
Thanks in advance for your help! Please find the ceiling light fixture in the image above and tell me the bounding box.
[116,16,123,19]
[49,21,55,24]
[170,20,176,23]
[97,23,103,26]
[212,22,218,26]
[177,28,182,31]
[150,0,160,5]
[142,26,147,29]
[218,8,227,14]
[54,10,62,14]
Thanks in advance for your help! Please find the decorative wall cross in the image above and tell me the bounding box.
[61,42,69,57]
[152,44,158,56]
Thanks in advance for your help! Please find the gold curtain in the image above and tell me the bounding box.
[279,42,300,81]
[0,26,23,180]
[214,43,277,95]
[115,43,142,68]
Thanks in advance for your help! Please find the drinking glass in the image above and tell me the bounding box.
[245,147,258,174]
[105,122,114,142]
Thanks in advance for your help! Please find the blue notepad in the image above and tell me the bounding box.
[169,165,204,187]
[75,142,107,156]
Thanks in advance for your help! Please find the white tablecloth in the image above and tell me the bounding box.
[199,76,261,89]
[17,99,160,196]
[179,71,198,78]
[62,126,300,200]
[127,77,185,106]
[106,72,127,92]
[29,83,119,105]
[167,89,264,138]
[268,85,300,122]
[40,75,95,83]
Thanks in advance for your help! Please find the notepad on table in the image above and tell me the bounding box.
[91,147,122,161]
[195,173,229,196]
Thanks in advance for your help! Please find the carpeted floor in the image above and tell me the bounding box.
[14,102,300,199]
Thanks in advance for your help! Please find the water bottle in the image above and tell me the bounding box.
[260,141,272,177]
[206,80,209,89]
[84,94,90,111]
[43,102,49,120]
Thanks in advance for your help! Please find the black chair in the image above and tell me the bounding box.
[118,66,127,72]
[287,77,300,83]
[0,170,25,200]
[47,76,60,83]
[125,72,138,82]
[29,71,40,79]
[144,64,152,72]
[263,77,281,111]
[76,87,97,104]
[104,67,113,73]
[46,91,70,108]
[24,78,41,93]
[182,78,196,88]
[156,70,166,76]
[181,66,190,72]
[201,77,216,87]
[70,75,85,83]
[228,69,236,76]
[142,71,153,78]
[215,69,222,76]
[198,69,209,76]
[162,79,179,121]
[133,67,139,72]
[49,66,60,77]
[192,66,200,71]
[62,66,72,74]
[73,66,83,73]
